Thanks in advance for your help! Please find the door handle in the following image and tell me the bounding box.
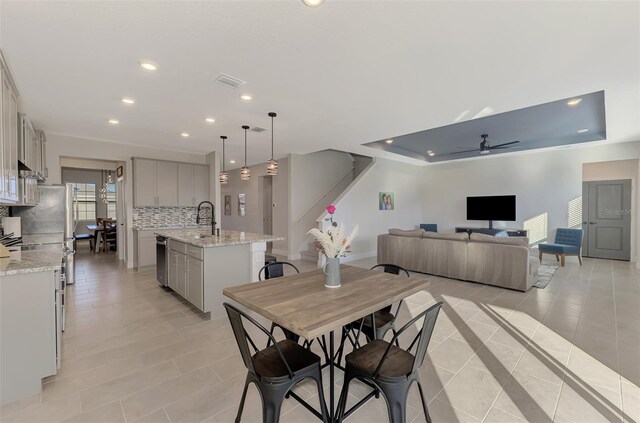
[589,222,597,225]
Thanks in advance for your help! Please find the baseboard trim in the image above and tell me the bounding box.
[270,249,289,257]
[288,253,301,261]
[341,250,376,263]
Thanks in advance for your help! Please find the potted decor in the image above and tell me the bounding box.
[307,205,359,288]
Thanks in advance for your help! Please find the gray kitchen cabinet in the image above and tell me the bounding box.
[177,163,195,206]
[0,53,19,203]
[175,252,187,297]
[18,114,37,171]
[1,269,60,405]
[156,161,178,206]
[133,158,159,207]
[134,229,157,269]
[186,256,204,309]
[193,165,210,205]
[168,249,179,292]
[132,158,181,207]
[178,163,209,207]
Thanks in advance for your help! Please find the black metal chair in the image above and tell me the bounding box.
[337,302,443,423]
[224,303,329,423]
[258,261,300,282]
[258,262,302,344]
[343,264,411,348]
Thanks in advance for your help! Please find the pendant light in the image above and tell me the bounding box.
[240,125,251,181]
[267,112,278,175]
[219,136,229,184]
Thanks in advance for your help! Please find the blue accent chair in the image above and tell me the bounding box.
[420,224,438,232]
[538,228,584,266]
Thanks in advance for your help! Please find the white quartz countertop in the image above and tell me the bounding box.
[21,233,64,246]
[0,249,62,276]
[154,229,285,248]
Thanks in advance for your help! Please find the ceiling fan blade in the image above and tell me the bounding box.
[490,140,520,149]
[440,149,478,156]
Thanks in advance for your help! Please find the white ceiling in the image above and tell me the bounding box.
[1,1,638,169]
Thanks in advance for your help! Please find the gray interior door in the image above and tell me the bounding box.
[582,179,631,260]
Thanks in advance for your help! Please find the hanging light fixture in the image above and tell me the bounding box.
[219,136,229,184]
[240,125,251,180]
[267,112,278,175]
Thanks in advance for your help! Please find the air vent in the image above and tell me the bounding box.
[251,127,266,133]
[214,73,246,89]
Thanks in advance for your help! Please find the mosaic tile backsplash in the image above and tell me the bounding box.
[132,207,213,229]
[0,206,9,231]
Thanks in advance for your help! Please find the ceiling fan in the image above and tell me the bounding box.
[444,134,520,156]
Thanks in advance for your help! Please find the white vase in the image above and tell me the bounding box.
[322,257,341,288]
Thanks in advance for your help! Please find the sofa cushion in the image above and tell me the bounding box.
[422,232,469,241]
[470,233,529,247]
[388,228,424,238]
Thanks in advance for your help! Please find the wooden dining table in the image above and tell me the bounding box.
[223,264,432,422]
[86,222,116,253]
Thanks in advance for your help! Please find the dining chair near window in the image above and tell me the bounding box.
[337,302,443,423]
[342,264,410,350]
[224,303,329,423]
[103,222,117,253]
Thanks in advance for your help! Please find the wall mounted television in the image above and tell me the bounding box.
[466,195,516,224]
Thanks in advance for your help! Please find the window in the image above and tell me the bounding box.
[68,183,96,221]
[106,183,117,219]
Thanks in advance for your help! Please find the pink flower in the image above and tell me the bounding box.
[326,205,336,214]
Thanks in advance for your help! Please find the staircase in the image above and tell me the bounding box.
[300,242,319,262]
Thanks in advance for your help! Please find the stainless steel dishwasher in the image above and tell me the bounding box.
[156,235,168,287]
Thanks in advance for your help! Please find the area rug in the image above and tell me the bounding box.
[533,264,559,289]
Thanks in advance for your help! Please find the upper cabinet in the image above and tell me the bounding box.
[133,157,209,208]
[0,54,19,204]
[1,50,47,205]
[178,163,209,207]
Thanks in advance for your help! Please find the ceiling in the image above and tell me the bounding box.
[0,1,638,169]
[364,90,607,162]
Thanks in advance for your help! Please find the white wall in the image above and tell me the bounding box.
[421,142,640,255]
[220,157,289,254]
[328,158,424,261]
[46,132,209,267]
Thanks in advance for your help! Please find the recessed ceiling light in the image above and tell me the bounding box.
[230,160,236,164]
[121,97,135,104]
[302,0,324,6]
[427,151,435,156]
[205,117,215,123]
[108,119,119,125]
[240,94,252,101]
[139,61,157,71]
[180,132,190,138]
[567,98,582,106]
[577,128,589,133]
[385,139,394,144]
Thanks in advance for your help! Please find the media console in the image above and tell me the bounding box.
[455,227,528,237]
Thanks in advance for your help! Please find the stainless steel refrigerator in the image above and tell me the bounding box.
[12,184,76,285]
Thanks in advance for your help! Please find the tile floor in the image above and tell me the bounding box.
[1,252,639,422]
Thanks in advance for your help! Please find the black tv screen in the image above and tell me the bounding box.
[467,195,516,221]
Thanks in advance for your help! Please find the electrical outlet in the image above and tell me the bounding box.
[133,213,139,220]
[154,213,159,219]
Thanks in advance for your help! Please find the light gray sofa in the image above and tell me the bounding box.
[378,229,540,292]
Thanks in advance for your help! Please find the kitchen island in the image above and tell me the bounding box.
[0,249,62,405]
[154,229,284,316]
